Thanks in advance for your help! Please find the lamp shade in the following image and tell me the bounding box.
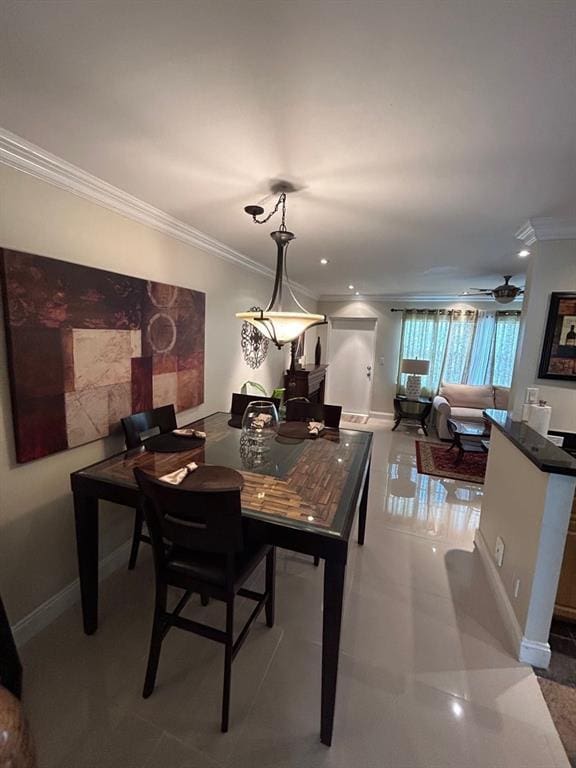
[401,358,430,376]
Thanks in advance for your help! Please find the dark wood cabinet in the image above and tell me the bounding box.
[284,365,328,404]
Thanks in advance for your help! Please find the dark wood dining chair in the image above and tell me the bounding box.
[121,405,177,569]
[228,393,281,428]
[285,400,342,429]
[133,468,275,733]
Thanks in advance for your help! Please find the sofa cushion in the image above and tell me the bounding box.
[493,386,510,410]
[449,407,486,421]
[439,383,494,409]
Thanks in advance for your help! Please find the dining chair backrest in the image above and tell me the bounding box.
[133,468,244,560]
[121,405,177,449]
[285,400,343,429]
[230,393,281,418]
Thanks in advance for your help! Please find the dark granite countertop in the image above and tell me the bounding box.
[483,409,576,477]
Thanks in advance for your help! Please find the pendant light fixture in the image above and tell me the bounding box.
[236,186,326,349]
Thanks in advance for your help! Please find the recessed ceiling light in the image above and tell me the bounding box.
[355,291,360,295]
[348,284,354,290]
[320,258,329,265]
[518,249,530,258]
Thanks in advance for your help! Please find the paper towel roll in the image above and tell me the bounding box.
[527,404,552,436]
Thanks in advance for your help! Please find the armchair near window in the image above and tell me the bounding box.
[433,383,510,440]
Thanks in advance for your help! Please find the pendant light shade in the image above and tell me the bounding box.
[236,310,327,347]
[236,192,326,348]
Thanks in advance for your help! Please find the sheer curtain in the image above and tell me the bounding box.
[397,309,521,394]
[493,313,521,386]
[397,310,451,397]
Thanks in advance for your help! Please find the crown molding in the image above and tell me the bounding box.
[515,217,576,246]
[319,293,523,304]
[0,127,317,300]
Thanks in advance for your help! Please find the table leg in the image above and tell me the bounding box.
[73,493,99,635]
[420,418,428,436]
[0,595,22,698]
[391,419,400,431]
[321,554,346,746]
[358,459,371,546]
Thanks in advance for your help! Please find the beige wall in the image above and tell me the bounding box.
[0,163,299,624]
[479,425,576,656]
[479,427,549,629]
[318,298,501,414]
[511,239,576,431]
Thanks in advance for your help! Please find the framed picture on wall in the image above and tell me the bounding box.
[538,292,576,381]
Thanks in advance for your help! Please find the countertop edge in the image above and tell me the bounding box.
[483,409,576,477]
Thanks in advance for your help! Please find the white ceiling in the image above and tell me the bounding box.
[1,0,575,298]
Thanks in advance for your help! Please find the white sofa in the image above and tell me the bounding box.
[433,383,510,440]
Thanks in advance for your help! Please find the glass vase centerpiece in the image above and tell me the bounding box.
[241,401,279,453]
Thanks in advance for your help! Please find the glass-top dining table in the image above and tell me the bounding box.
[70,411,373,746]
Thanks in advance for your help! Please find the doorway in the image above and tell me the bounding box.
[326,317,377,416]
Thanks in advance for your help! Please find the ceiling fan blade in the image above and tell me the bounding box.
[468,288,492,292]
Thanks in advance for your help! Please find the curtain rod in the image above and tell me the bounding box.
[390,308,521,315]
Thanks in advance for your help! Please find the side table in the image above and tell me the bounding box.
[392,396,433,436]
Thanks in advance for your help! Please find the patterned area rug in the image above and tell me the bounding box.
[415,440,487,484]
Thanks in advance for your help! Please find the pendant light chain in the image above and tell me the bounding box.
[247,192,288,230]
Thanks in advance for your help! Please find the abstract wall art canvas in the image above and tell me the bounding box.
[0,249,205,462]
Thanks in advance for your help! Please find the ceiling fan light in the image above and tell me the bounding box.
[494,294,516,304]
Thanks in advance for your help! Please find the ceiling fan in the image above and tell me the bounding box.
[463,275,524,304]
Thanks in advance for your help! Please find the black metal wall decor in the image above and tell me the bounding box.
[241,306,269,369]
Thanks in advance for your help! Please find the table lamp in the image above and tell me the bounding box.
[401,358,430,398]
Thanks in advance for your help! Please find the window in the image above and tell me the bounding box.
[397,309,521,395]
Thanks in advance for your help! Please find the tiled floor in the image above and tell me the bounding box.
[19,420,570,767]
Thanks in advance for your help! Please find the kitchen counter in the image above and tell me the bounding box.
[483,409,576,477]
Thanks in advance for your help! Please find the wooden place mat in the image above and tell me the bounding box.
[144,433,205,453]
[277,422,324,440]
[179,464,244,492]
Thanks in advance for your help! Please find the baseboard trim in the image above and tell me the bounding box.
[369,411,394,420]
[12,539,132,648]
[474,529,551,667]
[519,637,551,668]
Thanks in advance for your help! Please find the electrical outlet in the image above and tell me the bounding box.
[514,578,521,598]
[495,536,505,568]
